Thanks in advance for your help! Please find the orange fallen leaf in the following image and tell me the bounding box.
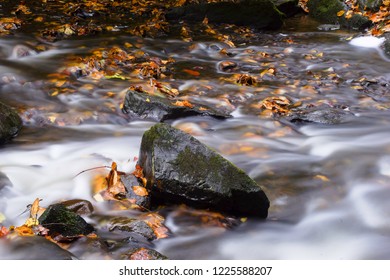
[0,226,9,238]
[132,185,149,197]
[107,162,126,198]
[15,225,35,237]
[337,10,345,17]
[183,69,200,76]
[172,100,194,108]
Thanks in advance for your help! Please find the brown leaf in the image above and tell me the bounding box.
[172,100,194,108]
[107,162,126,199]
[132,185,149,197]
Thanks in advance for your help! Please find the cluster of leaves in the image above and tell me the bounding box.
[299,0,390,36]
[0,0,253,43]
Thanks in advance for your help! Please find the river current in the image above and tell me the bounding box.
[1,17,390,259]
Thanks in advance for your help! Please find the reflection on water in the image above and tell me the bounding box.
[1,17,390,259]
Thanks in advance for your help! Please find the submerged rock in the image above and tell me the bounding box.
[60,199,94,215]
[107,217,156,241]
[138,123,270,218]
[122,89,231,122]
[38,203,94,239]
[0,101,22,144]
[0,236,76,260]
[166,0,285,30]
[285,105,354,125]
[121,174,151,210]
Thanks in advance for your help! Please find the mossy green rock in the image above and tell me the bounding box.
[0,101,22,144]
[39,203,94,238]
[307,0,371,30]
[138,123,270,218]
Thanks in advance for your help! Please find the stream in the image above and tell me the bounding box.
[1,16,390,259]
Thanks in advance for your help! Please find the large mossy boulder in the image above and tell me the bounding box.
[122,89,231,122]
[0,101,22,144]
[166,0,284,30]
[307,0,371,30]
[138,123,270,218]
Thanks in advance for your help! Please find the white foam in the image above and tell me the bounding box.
[349,36,385,48]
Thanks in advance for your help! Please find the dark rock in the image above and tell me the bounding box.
[166,0,284,30]
[284,105,354,125]
[357,0,383,10]
[275,0,302,17]
[0,236,76,260]
[307,0,372,30]
[121,174,151,210]
[60,199,94,215]
[122,89,231,122]
[384,34,390,60]
[0,101,22,144]
[121,247,168,260]
[38,203,94,239]
[107,217,156,241]
[138,123,270,218]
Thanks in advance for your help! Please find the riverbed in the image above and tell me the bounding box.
[1,16,390,259]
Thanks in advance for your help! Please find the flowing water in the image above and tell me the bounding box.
[1,16,390,259]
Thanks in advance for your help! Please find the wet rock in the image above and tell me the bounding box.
[121,174,151,210]
[166,0,284,30]
[107,217,156,241]
[138,123,270,218]
[0,101,22,144]
[285,104,354,125]
[307,0,372,30]
[60,199,94,215]
[384,34,390,60]
[122,89,231,122]
[357,0,383,10]
[38,203,94,240]
[0,236,76,260]
[121,247,168,260]
[275,0,302,17]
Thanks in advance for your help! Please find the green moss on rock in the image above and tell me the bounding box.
[138,123,270,218]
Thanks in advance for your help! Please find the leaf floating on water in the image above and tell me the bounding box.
[0,212,5,223]
[183,69,201,76]
[0,226,9,238]
[314,174,330,182]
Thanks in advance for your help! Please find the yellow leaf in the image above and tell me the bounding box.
[337,10,345,17]
[15,225,35,236]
